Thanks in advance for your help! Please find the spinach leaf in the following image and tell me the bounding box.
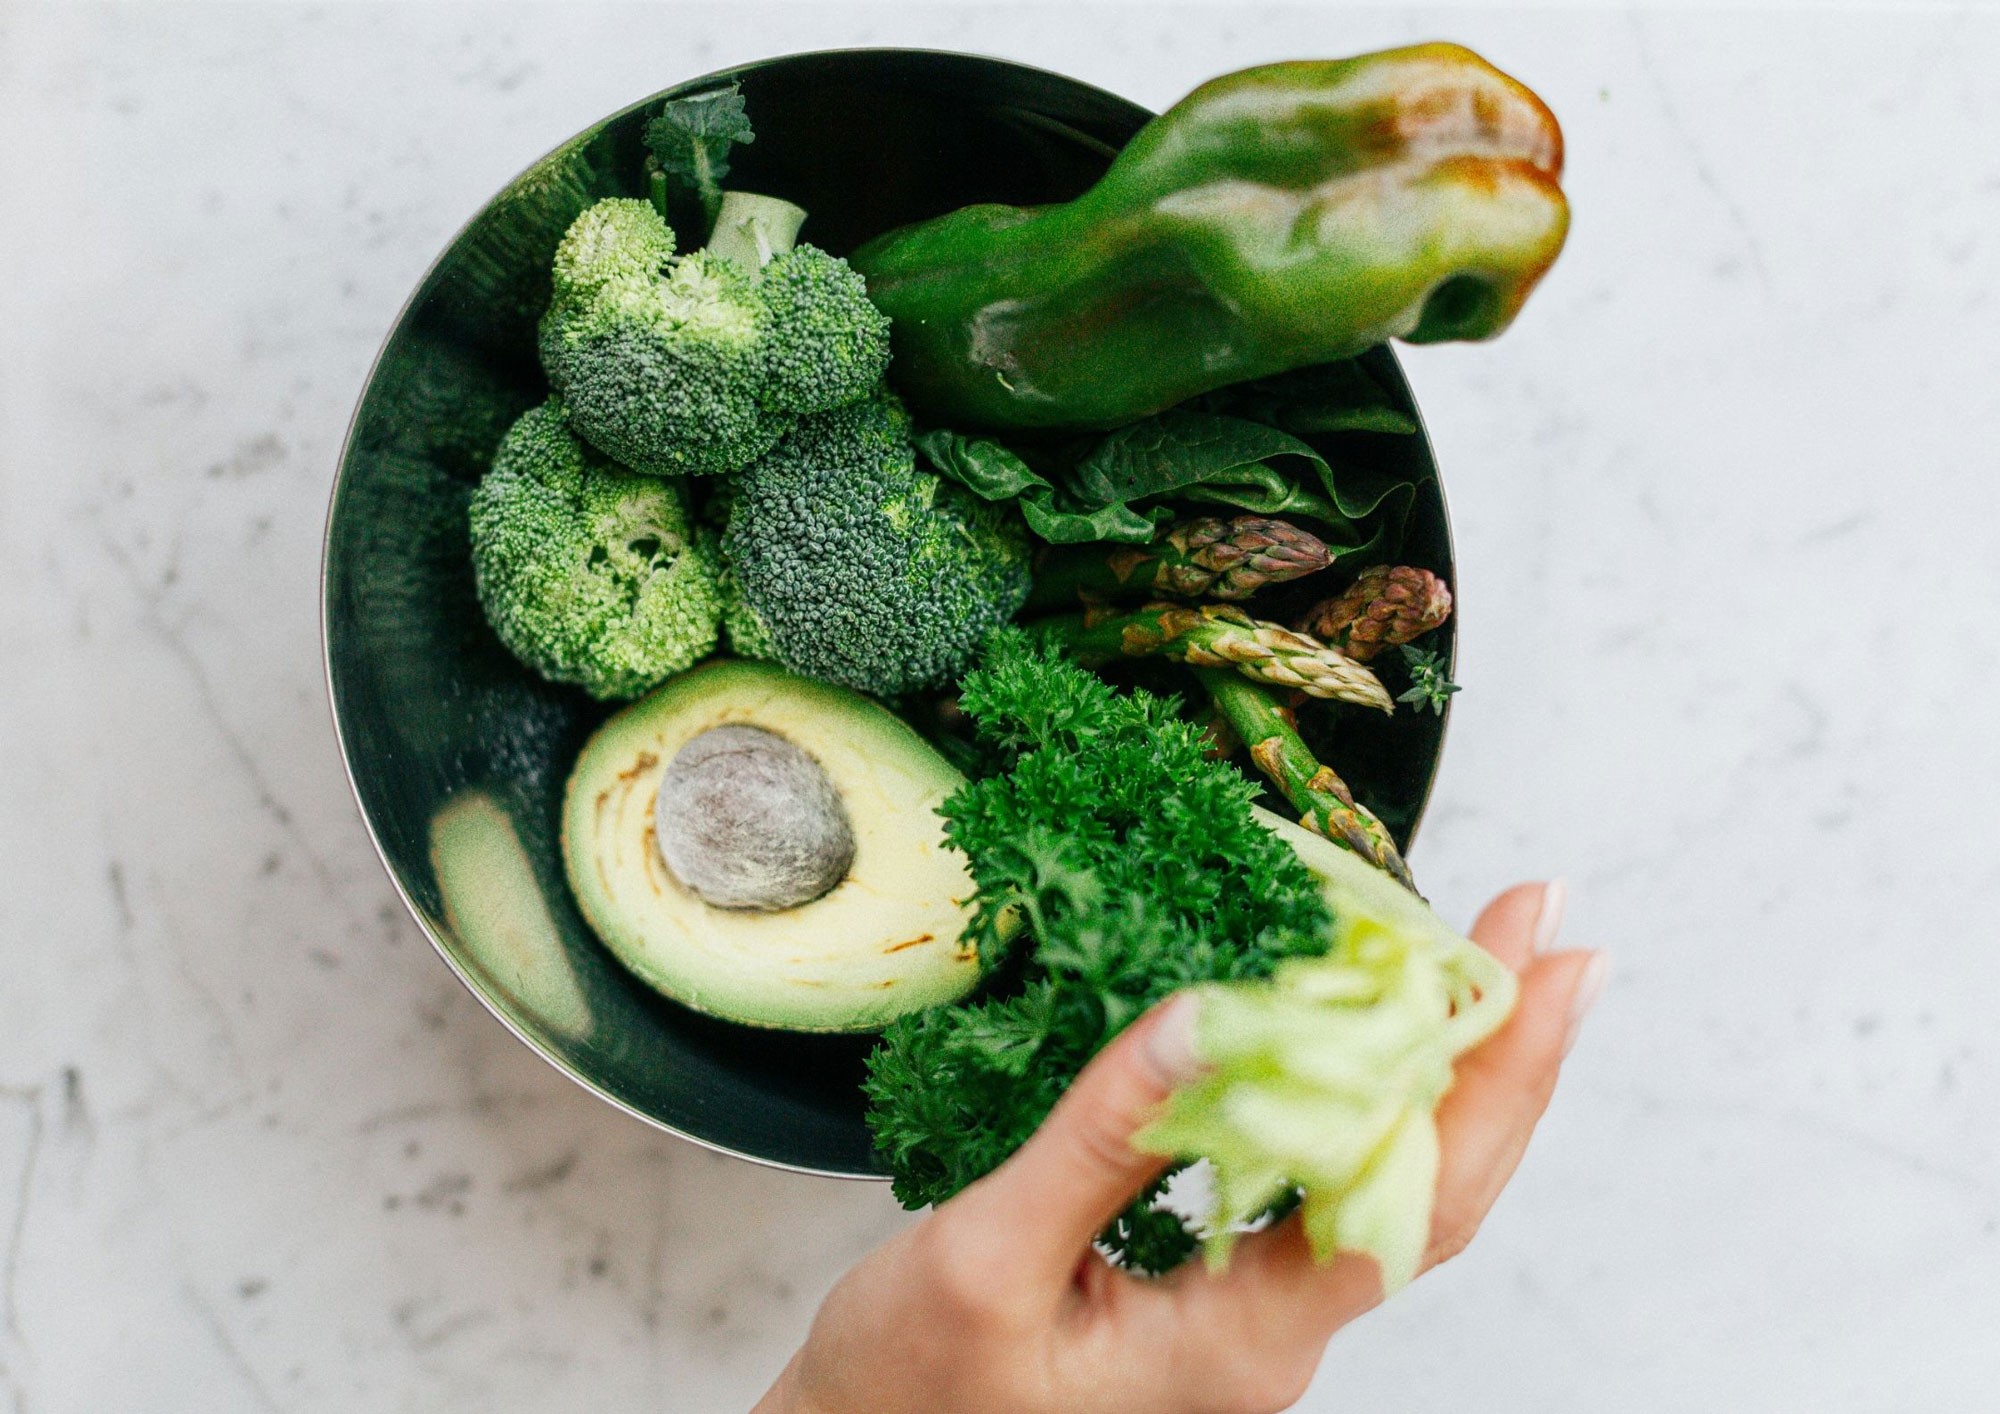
[1077,411,1415,558]
[914,428,1044,501]
[1075,412,1331,508]
[1019,498,1159,545]
[916,430,1157,544]
[919,401,1420,560]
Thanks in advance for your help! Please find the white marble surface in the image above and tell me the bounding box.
[4,3,1999,1409]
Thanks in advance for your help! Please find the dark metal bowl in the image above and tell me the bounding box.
[321,49,1455,1178]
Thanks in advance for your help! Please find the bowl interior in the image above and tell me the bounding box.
[323,49,1455,1177]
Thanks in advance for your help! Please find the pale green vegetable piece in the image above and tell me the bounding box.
[1134,809,1517,1292]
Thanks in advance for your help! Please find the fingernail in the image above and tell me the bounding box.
[1533,877,1568,955]
[1145,993,1205,1087]
[1562,952,1608,1058]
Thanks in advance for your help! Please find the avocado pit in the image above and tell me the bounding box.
[563,659,987,1031]
[653,724,855,911]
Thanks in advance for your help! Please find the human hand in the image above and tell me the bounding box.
[756,881,1604,1414]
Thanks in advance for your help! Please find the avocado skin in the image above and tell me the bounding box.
[562,659,984,1032]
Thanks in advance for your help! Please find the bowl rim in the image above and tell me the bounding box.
[319,45,1455,1180]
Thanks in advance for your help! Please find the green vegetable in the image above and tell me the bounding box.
[1065,409,1420,561]
[918,412,1416,557]
[914,430,1157,545]
[561,659,990,1032]
[863,633,1335,1270]
[1135,809,1517,1291]
[537,199,776,476]
[1195,667,1413,889]
[535,89,886,480]
[1075,413,1348,528]
[852,44,1568,430]
[866,635,1509,1276]
[708,530,780,661]
[720,393,1032,695]
[468,399,722,699]
[538,197,889,477]
[643,83,755,224]
[1298,564,1454,664]
[431,790,594,1045]
[1027,516,1332,610]
[1037,602,1395,712]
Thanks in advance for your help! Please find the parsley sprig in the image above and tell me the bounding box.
[863,631,1332,1271]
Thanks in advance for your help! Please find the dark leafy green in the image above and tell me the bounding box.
[918,408,1419,561]
[644,83,755,217]
[914,430,1155,544]
[1075,411,1417,559]
[1201,359,1420,436]
[1074,411,1341,522]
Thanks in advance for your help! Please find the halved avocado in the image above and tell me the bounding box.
[561,658,984,1032]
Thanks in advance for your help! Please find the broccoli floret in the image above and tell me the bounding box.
[757,245,895,416]
[538,201,779,478]
[537,196,890,479]
[469,399,722,698]
[705,531,782,661]
[721,394,1032,695]
[721,595,781,661]
[691,509,782,661]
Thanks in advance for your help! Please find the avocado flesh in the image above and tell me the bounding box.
[432,789,593,1044]
[562,658,983,1032]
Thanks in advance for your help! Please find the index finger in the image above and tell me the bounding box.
[1424,944,1601,1267]
[932,995,1197,1300]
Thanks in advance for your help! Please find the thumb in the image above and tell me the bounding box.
[944,993,1206,1287]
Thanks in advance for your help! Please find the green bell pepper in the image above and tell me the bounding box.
[851,43,1569,431]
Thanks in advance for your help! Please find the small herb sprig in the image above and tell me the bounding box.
[1396,643,1460,716]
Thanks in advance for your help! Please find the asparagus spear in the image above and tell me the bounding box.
[1296,564,1452,663]
[1038,603,1395,713]
[1029,516,1332,610]
[1195,668,1416,890]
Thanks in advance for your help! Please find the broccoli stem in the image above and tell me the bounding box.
[1194,667,1417,891]
[706,191,806,274]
